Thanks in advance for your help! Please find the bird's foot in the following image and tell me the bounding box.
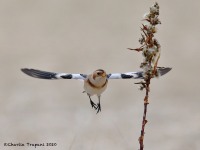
[90,100,97,109]
[96,103,101,114]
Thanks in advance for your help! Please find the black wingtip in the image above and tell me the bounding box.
[158,67,172,76]
[21,68,26,72]
[21,68,33,77]
[21,68,57,79]
[21,68,29,72]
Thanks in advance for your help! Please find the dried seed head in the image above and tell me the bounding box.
[148,47,156,54]
[143,12,150,20]
[151,17,161,25]
[150,2,159,15]
[139,34,145,45]
[131,2,161,82]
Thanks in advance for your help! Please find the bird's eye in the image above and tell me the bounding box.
[97,72,101,75]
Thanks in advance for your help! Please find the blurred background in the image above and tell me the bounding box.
[0,0,200,150]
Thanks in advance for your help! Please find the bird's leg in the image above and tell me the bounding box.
[87,94,97,109]
[96,96,101,113]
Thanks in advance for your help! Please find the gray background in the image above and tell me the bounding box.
[0,0,200,150]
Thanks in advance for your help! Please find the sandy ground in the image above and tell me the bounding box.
[0,0,200,150]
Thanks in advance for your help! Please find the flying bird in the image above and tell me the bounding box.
[21,67,171,113]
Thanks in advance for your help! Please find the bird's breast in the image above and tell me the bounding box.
[84,79,108,96]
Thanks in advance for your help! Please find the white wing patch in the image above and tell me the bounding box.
[107,72,143,79]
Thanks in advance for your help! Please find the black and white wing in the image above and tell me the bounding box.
[21,67,171,80]
[107,67,171,79]
[21,68,87,80]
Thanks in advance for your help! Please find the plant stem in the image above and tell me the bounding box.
[129,2,161,149]
[139,77,150,150]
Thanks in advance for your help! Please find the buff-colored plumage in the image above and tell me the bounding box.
[84,69,107,96]
[83,69,108,113]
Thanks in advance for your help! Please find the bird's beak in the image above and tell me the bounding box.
[102,72,106,77]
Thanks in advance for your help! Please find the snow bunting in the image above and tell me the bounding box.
[21,67,171,113]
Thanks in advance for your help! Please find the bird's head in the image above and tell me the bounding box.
[93,69,106,80]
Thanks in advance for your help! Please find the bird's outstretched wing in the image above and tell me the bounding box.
[107,67,172,79]
[21,67,171,80]
[21,68,87,80]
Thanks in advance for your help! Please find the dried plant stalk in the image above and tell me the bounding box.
[129,2,161,150]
